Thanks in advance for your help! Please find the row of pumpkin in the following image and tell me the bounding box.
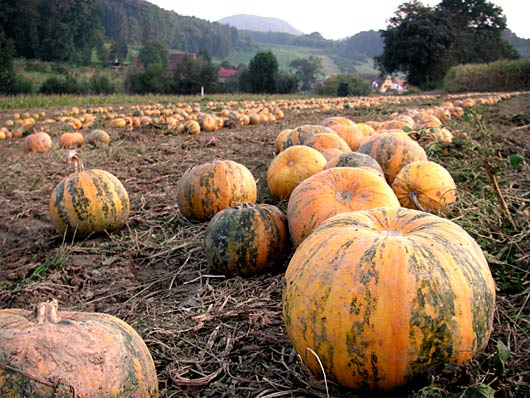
[171,105,495,392]
[0,94,502,396]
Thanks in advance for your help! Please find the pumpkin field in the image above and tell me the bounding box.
[0,92,529,397]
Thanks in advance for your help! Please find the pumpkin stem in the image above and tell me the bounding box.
[35,299,60,324]
[65,150,84,173]
[409,190,426,212]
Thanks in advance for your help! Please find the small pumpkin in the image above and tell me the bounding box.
[49,151,130,238]
[283,207,496,392]
[267,145,327,200]
[177,159,257,222]
[391,160,457,214]
[59,132,84,149]
[204,203,290,276]
[287,167,400,247]
[23,131,53,154]
[358,132,427,184]
[0,299,159,398]
[182,120,201,135]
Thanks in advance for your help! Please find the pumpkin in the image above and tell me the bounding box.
[320,116,356,127]
[358,132,427,184]
[287,167,400,247]
[182,120,201,135]
[325,151,384,175]
[282,125,336,150]
[23,131,53,154]
[59,132,84,149]
[87,129,111,147]
[177,159,257,222]
[283,207,496,392]
[391,160,457,214]
[49,151,130,238]
[111,117,127,127]
[274,129,293,153]
[326,124,364,151]
[0,299,159,398]
[267,145,327,200]
[304,132,351,154]
[204,203,290,276]
[198,114,217,132]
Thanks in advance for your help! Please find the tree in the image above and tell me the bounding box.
[437,0,518,63]
[314,74,371,97]
[171,54,218,95]
[290,56,323,91]
[248,51,279,93]
[376,0,518,89]
[0,31,17,94]
[375,2,453,88]
[138,40,168,68]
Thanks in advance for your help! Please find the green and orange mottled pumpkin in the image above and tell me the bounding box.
[267,145,327,200]
[287,167,400,247]
[325,151,384,175]
[358,132,427,184]
[204,203,290,276]
[177,159,257,222]
[49,152,130,238]
[0,299,158,398]
[283,207,496,392]
[391,160,457,214]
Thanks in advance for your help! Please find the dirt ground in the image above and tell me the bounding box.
[0,93,529,397]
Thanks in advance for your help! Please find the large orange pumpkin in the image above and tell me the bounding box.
[49,151,130,238]
[358,132,427,184]
[0,299,159,398]
[283,207,496,392]
[204,203,290,276]
[287,167,400,247]
[267,145,327,200]
[177,159,257,222]
[391,160,457,214]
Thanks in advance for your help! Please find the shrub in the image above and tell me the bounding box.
[444,59,530,92]
[315,74,371,96]
[90,72,116,94]
[39,74,88,94]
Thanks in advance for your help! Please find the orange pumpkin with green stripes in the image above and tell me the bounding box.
[177,159,257,222]
[358,132,427,184]
[287,167,400,247]
[391,160,457,214]
[267,145,327,200]
[283,207,496,392]
[0,299,159,398]
[325,151,384,175]
[204,203,289,276]
[49,152,130,238]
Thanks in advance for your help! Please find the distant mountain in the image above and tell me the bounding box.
[218,14,304,36]
[503,29,530,58]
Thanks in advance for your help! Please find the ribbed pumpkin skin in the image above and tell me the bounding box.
[177,160,257,222]
[327,124,364,150]
[325,151,384,174]
[305,133,351,154]
[0,300,159,398]
[267,145,327,200]
[50,169,130,238]
[204,203,289,276]
[287,167,400,247]
[391,160,457,213]
[358,133,427,184]
[282,125,336,150]
[283,207,496,392]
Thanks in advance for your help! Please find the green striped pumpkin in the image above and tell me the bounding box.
[49,162,130,239]
[0,299,158,398]
[283,207,495,392]
[204,203,289,276]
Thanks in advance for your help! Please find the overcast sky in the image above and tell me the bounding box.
[147,0,528,40]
